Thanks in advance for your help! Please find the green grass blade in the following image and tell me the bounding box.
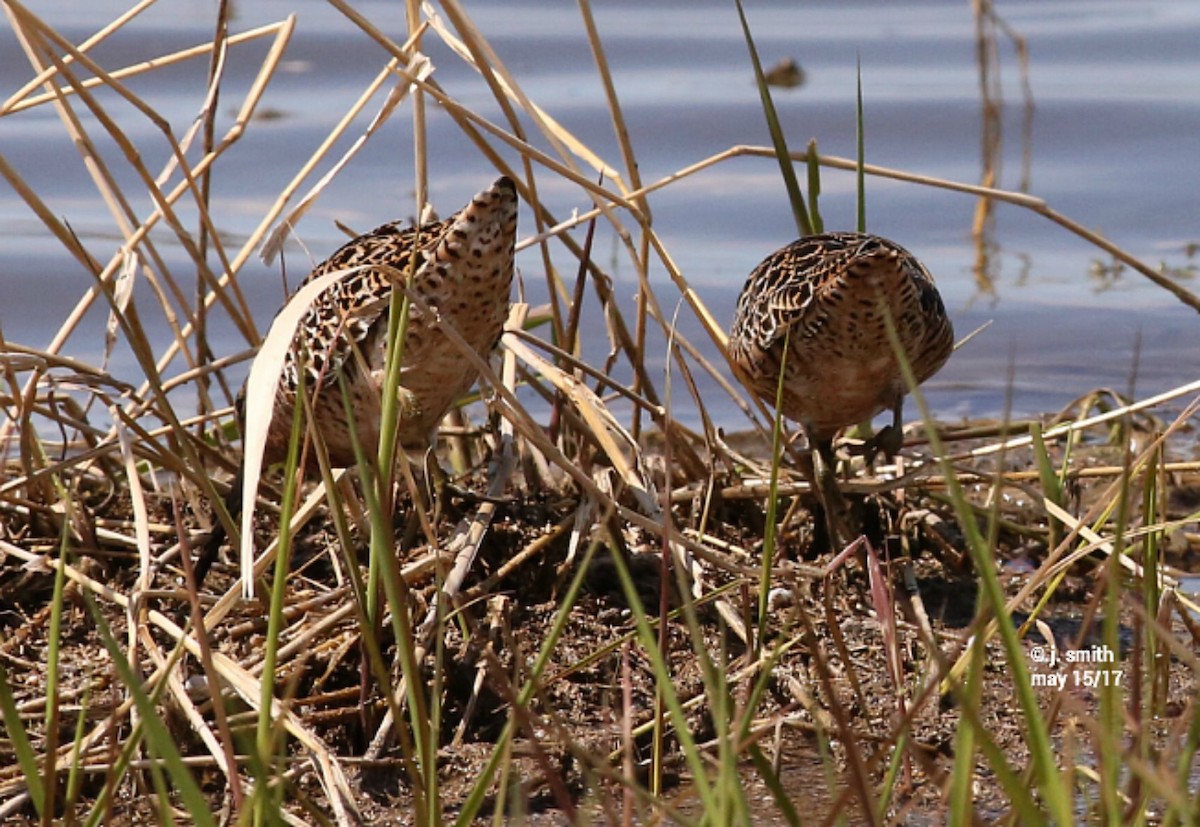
[882,309,1073,824]
[757,327,790,656]
[40,523,71,817]
[1029,422,1064,550]
[948,587,985,823]
[455,535,603,825]
[735,0,812,237]
[855,54,866,233]
[0,665,44,816]
[368,273,414,626]
[334,367,436,819]
[332,370,430,804]
[85,596,216,827]
[254,359,306,825]
[608,548,719,817]
[1098,445,1132,824]
[747,739,802,827]
[805,139,824,234]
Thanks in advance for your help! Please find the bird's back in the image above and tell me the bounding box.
[729,231,953,439]
[267,176,519,465]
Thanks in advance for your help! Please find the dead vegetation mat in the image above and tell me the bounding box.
[3,419,1199,824]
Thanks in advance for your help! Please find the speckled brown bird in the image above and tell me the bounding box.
[197,177,518,583]
[728,232,953,536]
[263,175,518,466]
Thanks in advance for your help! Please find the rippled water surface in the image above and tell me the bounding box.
[3,0,1198,429]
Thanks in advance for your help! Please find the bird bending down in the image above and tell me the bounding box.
[197,176,518,584]
[727,231,954,542]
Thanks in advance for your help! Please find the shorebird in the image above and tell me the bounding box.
[196,176,518,583]
[728,231,954,540]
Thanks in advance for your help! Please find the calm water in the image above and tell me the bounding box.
[2,0,1199,431]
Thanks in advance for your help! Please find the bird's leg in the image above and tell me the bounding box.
[807,434,860,549]
[393,447,434,550]
[193,464,244,589]
[862,395,905,465]
[423,447,452,528]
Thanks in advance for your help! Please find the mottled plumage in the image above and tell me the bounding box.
[729,231,953,455]
[264,176,518,466]
[196,178,517,585]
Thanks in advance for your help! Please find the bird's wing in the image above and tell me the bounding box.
[282,218,451,391]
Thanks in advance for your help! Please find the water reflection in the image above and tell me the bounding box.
[970,0,1035,298]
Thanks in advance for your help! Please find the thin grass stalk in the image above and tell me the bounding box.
[882,310,1073,824]
[62,685,90,819]
[490,734,515,824]
[17,6,247,349]
[366,242,442,818]
[0,666,43,818]
[756,328,790,658]
[1140,440,1164,715]
[878,729,906,821]
[551,210,598,442]
[379,519,439,822]
[144,751,173,824]
[619,638,636,820]
[1029,421,1066,558]
[711,628,751,825]
[805,138,824,234]
[651,305,677,801]
[455,535,606,825]
[193,0,232,418]
[40,516,73,819]
[369,254,418,625]
[2,19,285,116]
[337,379,438,823]
[577,0,657,439]
[405,0,427,208]
[84,596,215,827]
[663,313,753,807]
[253,367,307,825]
[325,369,429,800]
[855,56,867,232]
[735,0,811,237]
[171,492,243,807]
[940,377,1012,819]
[947,591,986,823]
[609,536,720,818]
[1097,422,1136,824]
